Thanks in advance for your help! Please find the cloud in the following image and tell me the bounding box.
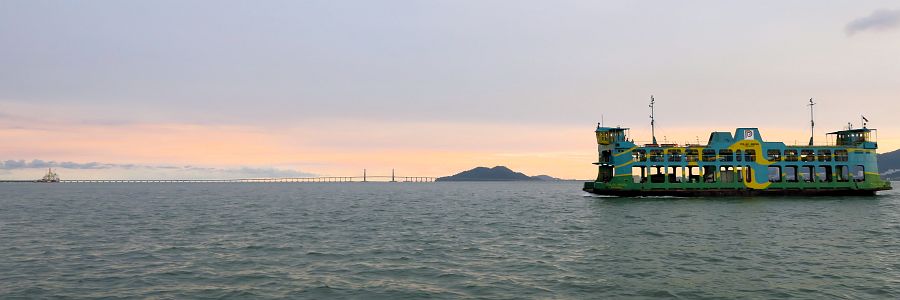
[1,159,116,169]
[0,159,315,178]
[846,9,900,35]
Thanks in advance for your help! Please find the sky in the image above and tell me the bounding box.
[2,1,900,180]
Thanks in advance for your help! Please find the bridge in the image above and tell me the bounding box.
[0,169,437,183]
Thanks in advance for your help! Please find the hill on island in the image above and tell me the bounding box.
[879,149,900,180]
[436,166,561,181]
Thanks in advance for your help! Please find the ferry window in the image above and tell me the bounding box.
[703,166,716,183]
[688,166,701,183]
[720,166,735,183]
[686,149,699,162]
[766,149,781,161]
[768,166,782,182]
[702,149,717,162]
[784,166,798,182]
[801,166,815,182]
[600,150,612,163]
[735,150,743,162]
[817,150,832,162]
[835,150,848,162]
[836,165,850,182]
[667,149,683,162]
[596,132,611,145]
[836,134,848,145]
[650,166,665,183]
[784,149,798,162]
[632,166,645,183]
[632,149,647,162]
[735,166,743,182]
[818,166,833,182]
[800,149,815,162]
[669,167,683,183]
[719,149,733,162]
[649,149,664,162]
[745,149,756,162]
[853,165,865,182]
[745,165,753,183]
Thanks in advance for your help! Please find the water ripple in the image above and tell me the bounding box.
[1,182,899,299]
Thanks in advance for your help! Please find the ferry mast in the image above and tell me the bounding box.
[649,95,657,145]
[808,98,815,146]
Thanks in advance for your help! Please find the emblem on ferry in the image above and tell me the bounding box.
[744,129,754,140]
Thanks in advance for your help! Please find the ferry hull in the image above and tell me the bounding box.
[583,185,889,197]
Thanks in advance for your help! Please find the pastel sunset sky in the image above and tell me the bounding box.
[2,1,900,180]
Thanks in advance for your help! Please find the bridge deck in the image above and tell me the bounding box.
[1,176,436,183]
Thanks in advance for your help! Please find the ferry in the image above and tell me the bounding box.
[583,99,892,196]
[37,168,60,183]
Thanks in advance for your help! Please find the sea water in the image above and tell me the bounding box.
[1,182,898,299]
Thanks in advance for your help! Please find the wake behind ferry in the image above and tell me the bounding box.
[583,98,892,196]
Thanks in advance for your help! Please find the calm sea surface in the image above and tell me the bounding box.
[1,182,899,299]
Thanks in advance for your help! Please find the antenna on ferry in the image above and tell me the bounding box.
[808,98,815,146]
[649,95,657,144]
[861,115,868,128]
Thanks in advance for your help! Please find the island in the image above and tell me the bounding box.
[436,166,561,182]
[879,149,900,181]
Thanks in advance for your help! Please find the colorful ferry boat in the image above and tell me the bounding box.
[583,103,892,196]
